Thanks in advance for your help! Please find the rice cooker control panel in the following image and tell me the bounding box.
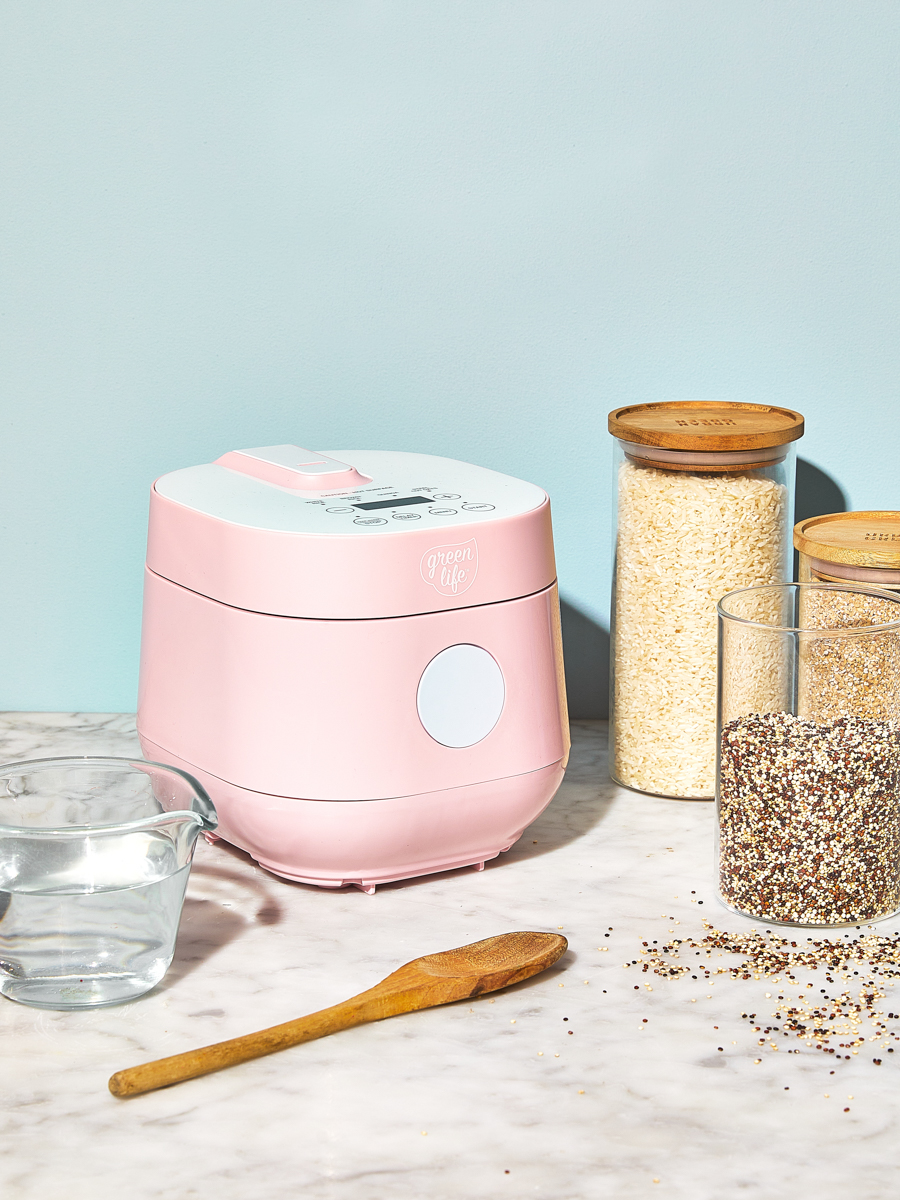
[323,490,496,527]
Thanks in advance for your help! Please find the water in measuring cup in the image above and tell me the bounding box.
[0,863,191,1009]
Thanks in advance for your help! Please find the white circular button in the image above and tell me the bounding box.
[416,645,505,748]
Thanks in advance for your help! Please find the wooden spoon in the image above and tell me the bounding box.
[109,930,567,1098]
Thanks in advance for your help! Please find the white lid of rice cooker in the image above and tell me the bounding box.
[147,447,557,619]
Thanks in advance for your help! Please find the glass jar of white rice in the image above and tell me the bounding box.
[608,400,804,799]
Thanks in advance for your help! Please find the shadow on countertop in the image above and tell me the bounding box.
[159,852,287,990]
[492,720,615,870]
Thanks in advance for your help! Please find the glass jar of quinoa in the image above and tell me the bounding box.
[608,401,804,799]
[717,582,900,927]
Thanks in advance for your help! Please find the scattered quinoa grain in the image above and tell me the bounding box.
[630,919,900,1059]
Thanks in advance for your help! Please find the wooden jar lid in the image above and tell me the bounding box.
[794,512,900,568]
[608,401,805,452]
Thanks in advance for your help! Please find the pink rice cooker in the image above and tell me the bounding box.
[137,444,569,891]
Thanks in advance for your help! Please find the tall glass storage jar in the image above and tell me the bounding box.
[795,511,900,592]
[608,400,804,799]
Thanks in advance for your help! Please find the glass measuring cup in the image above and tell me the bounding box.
[0,757,216,1009]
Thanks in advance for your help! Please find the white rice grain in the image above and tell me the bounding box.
[612,460,787,797]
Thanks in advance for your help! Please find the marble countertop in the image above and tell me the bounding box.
[2,714,900,1199]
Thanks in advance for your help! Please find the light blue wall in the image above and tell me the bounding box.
[2,2,899,711]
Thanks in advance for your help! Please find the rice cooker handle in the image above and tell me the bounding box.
[215,445,370,492]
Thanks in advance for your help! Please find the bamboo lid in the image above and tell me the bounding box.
[608,401,805,452]
[794,512,900,569]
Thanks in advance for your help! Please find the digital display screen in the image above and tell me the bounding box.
[352,495,434,512]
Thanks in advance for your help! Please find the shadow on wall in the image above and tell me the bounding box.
[793,457,848,577]
[559,599,609,721]
[794,458,847,525]
[559,458,848,720]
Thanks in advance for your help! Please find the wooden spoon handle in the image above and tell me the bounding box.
[108,963,507,1098]
[108,991,386,1098]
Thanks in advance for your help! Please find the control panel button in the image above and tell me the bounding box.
[326,507,355,514]
[353,517,388,526]
[432,493,461,500]
[461,503,495,512]
[428,507,457,515]
[416,644,505,748]
[392,512,421,521]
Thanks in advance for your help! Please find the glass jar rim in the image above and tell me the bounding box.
[0,755,217,837]
[717,581,900,635]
